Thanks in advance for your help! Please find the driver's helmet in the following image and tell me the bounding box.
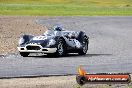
[53,26,62,31]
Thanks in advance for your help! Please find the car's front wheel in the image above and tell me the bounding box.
[20,52,30,57]
[55,38,65,57]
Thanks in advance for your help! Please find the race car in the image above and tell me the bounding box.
[17,26,89,57]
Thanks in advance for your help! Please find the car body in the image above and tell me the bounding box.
[17,26,89,57]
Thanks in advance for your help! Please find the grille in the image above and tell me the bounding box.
[26,46,41,50]
[42,49,48,51]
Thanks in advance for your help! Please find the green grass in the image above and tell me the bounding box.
[0,0,132,16]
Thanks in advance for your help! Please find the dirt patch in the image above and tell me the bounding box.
[0,76,76,88]
[0,16,46,55]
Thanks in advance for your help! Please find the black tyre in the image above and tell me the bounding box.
[55,38,65,57]
[20,52,30,57]
[76,76,86,85]
[78,36,88,55]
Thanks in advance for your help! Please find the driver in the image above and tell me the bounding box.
[54,26,63,31]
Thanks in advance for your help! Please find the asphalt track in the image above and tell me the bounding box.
[0,16,132,78]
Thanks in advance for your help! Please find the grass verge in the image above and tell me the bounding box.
[0,4,132,16]
[0,0,132,16]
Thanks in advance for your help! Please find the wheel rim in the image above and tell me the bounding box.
[58,41,64,55]
[82,40,88,53]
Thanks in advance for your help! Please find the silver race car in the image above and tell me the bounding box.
[18,26,89,57]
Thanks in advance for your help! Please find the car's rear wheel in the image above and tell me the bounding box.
[78,37,88,55]
[20,52,30,57]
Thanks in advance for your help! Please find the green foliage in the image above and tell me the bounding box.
[0,0,132,16]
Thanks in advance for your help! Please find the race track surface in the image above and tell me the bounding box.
[0,16,132,77]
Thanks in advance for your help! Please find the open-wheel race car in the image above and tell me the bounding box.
[17,26,89,57]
